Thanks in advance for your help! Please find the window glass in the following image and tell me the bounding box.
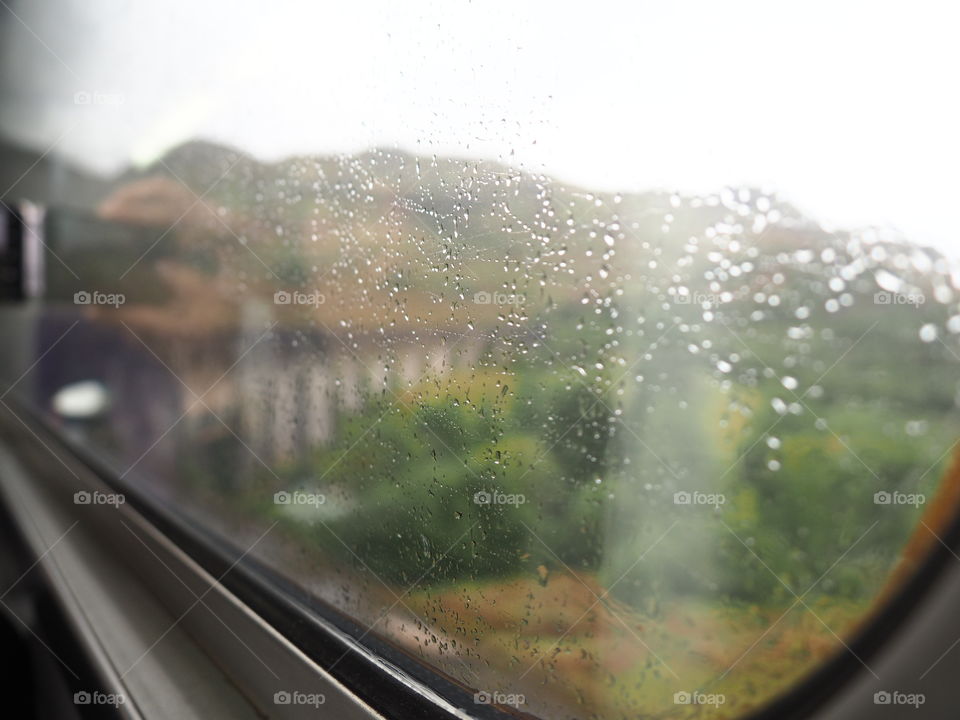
[2,2,959,718]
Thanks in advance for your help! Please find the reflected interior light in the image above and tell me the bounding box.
[51,380,110,420]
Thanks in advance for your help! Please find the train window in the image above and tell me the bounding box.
[2,1,959,718]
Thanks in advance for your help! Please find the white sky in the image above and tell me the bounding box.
[4,0,959,253]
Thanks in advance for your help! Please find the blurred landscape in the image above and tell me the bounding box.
[19,140,960,719]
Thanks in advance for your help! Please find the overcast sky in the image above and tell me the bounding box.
[2,0,958,254]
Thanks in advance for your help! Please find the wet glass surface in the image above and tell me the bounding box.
[2,2,959,717]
